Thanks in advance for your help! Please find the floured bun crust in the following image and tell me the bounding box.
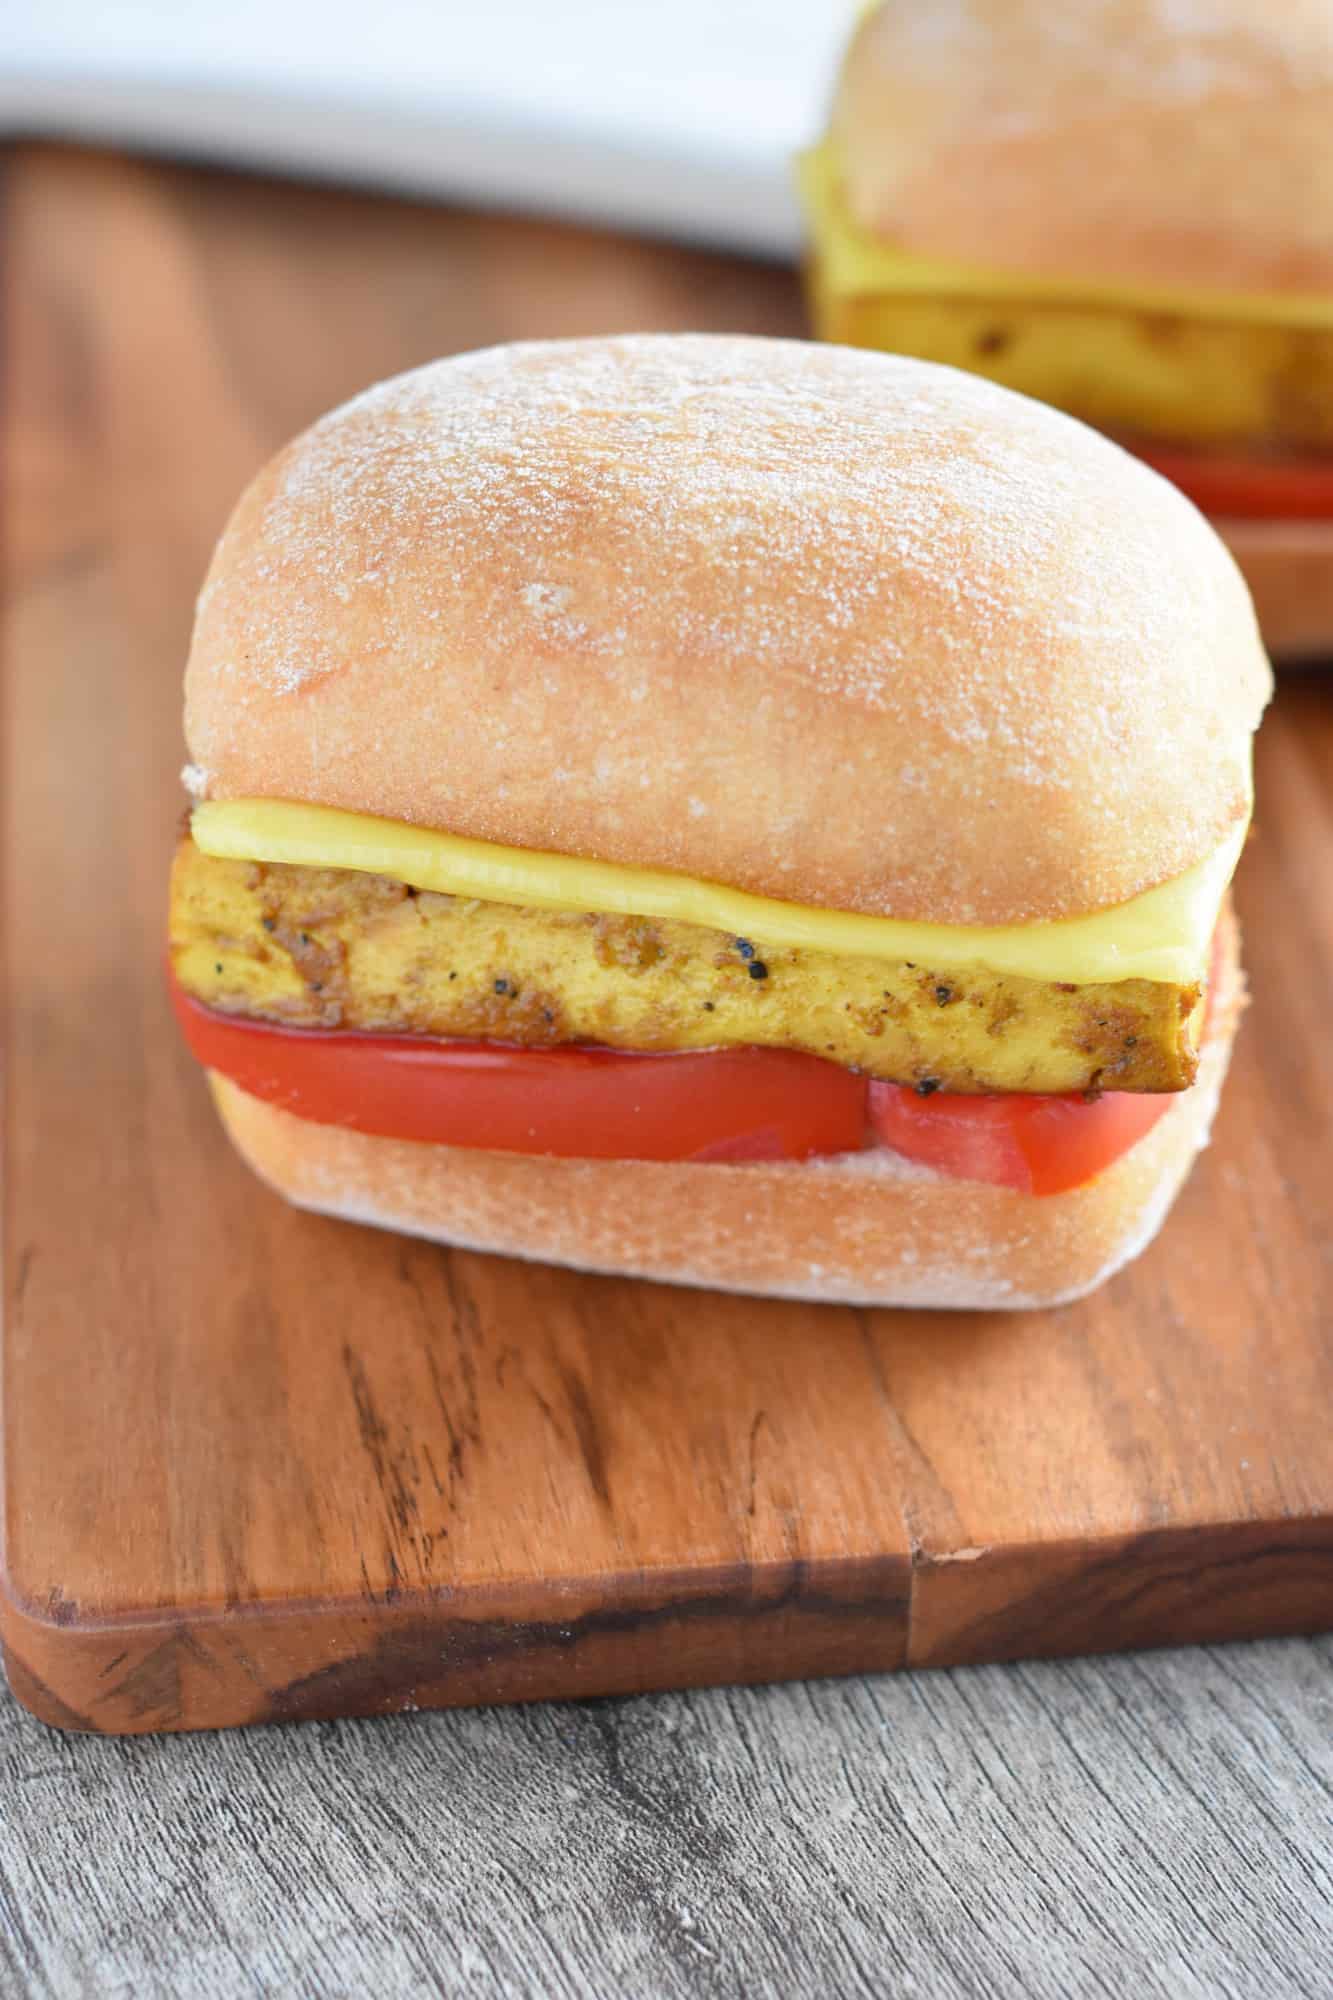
[832,0,1333,298]
[185,335,1270,927]
[210,905,1242,1312]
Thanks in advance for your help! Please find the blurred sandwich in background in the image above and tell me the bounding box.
[800,0,1333,657]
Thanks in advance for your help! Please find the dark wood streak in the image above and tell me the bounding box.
[104,1629,218,1728]
[555,1363,616,1516]
[909,1521,1333,1670]
[259,1563,912,1727]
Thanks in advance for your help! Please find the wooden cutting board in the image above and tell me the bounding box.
[4,145,1332,1735]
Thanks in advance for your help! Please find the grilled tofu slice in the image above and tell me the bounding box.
[809,278,1333,454]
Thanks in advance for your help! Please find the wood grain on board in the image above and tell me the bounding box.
[3,145,1331,1734]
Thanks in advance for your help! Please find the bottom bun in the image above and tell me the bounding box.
[1218,518,1333,660]
[209,905,1242,1313]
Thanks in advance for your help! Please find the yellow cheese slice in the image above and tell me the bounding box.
[191,800,1245,986]
[798,143,1333,330]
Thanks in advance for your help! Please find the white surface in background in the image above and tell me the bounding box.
[0,1,861,256]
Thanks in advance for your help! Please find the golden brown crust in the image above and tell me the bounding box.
[208,905,1242,1312]
[832,0,1333,298]
[184,336,1269,927]
[1217,518,1333,659]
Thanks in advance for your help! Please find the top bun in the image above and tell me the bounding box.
[185,335,1270,927]
[831,0,1333,298]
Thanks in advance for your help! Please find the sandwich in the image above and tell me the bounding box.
[168,334,1271,1309]
[800,0,1333,656]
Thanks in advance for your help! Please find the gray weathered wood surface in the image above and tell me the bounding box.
[3,1639,1332,1996]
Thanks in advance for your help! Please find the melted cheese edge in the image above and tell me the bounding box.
[190,801,1245,986]
[798,143,1333,329]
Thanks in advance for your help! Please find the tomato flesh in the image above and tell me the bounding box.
[866,1082,1171,1197]
[171,980,868,1164]
[1130,445,1333,520]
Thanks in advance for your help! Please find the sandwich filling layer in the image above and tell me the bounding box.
[799,144,1333,453]
[169,804,1244,1096]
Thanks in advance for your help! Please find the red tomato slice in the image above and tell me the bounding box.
[866,1082,1172,1197]
[1131,446,1333,520]
[171,980,869,1164]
